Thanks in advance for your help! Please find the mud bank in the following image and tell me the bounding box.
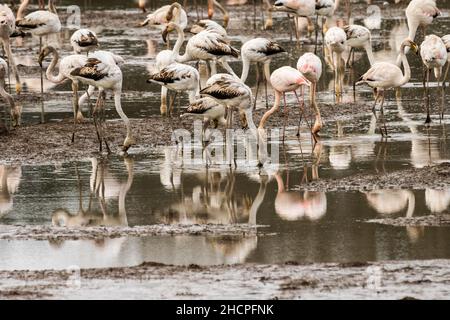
[367,214,450,227]
[0,102,371,164]
[295,162,450,192]
[0,224,263,241]
[1,259,449,299]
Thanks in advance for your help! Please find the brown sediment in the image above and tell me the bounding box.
[1,259,449,300]
[0,224,264,241]
[0,102,371,165]
[367,214,450,227]
[295,162,450,192]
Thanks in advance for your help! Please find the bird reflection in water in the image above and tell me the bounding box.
[51,157,134,228]
[157,167,267,225]
[0,165,21,219]
[275,142,327,221]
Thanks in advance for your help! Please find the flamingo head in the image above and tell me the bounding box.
[38,46,55,67]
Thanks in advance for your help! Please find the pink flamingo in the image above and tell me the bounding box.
[297,52,323,135]
[258,66,310,139]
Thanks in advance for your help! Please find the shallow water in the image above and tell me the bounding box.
[1,1,450,270]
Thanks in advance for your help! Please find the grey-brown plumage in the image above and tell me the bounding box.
[147,67,192,85]
[75,31,98,48]
[257,41,285,56]
[196,37,239,58]
[70,58,106,81]
[200,80,243,100]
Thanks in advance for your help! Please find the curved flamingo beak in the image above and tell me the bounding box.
[297,77,311,87]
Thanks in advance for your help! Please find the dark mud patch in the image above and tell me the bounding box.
[0,223,264,241]
[1,259,450,299]
[367,214,450,227]
[295,162,450,192]
[0,102,371,164]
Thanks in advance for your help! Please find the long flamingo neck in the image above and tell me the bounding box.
[399,45,411,86]
[364,42,375,66]
[17,0,30,20]
[240,56,250,82]
[46,49,64,83]
[114,89,131,137]
[171,24,185,60]
[275,174,285,193]
[2,40,20,84]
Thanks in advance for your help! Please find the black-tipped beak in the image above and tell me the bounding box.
[162,29,169,43]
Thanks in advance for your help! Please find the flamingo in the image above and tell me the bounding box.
[324,26,347,101]
[315,0,336,54]
[0,58,21,130]
[70,29,99,55]
[153,22,186,116]
[38,46,89,125]
[258,66,311,139]
[297,52,322,134]
[240,38,285,109]
[175,29,239,77]
[16,0,61,122]
[271,0,316,46]
[70,52,135,153]
[356,39,419,136]
[147,62,200,115]
[200,74,256,130]
[343,24,375,67]
[420,35,447,121]
[0,4,21,94]
[190,19,227,38]
[180,97,226,132]
[401,0,440,63]
[442,35,450,89]
[140,2,187,45]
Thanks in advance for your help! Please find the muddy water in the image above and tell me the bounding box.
[2,1,450,271]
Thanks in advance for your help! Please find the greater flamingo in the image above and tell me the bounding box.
[324,26,347,101]
[356,39,419,135]
[0,4,21,94]
[258,66,311,139]
[240,38,285,109]
[0,58,21,130]
[200,73,256,130]
[420,35,447,121]
[70,52,135,153]
[70,29,99,55]
[297,52,322,134]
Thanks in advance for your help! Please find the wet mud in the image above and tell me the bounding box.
[296,162,450,192]
[0,223,262,241]
[1,259,450,299]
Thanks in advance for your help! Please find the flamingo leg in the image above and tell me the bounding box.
[314,14,319,54]
[425,68,431,124]
[71,81,80,144]
[443,63,450,90]
[282,93,289,143]
[253,63,260,111]
[379,91,388,137]
[39,37,45,124]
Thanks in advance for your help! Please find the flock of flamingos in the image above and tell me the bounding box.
[0,0,448,156]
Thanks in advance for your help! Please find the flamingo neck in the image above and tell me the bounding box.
[248,181,267,225]
[364,42,375,66]
[113,89,132,139]
[170,24,185,61]
[46,49,64,83]
[17,0,30,20]
[2,40,20,85]
[275,174,285,194]
[240,56,250,83]
[399,44,411,86]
